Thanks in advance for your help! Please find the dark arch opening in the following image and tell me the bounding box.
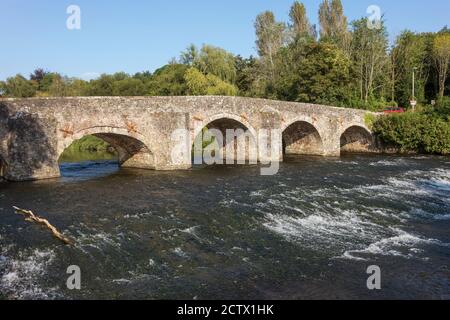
[59,133,154,177]
[282,121,324,156]
[192,118,257,165]
[340,126,374,153]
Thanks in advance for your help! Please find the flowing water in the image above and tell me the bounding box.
[0,153,449,300]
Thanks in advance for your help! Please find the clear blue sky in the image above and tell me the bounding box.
[0,0,449,80]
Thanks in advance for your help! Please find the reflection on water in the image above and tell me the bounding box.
[0,154,449,300]
[59,149,118,163]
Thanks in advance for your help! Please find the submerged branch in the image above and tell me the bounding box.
[13,206,74,245]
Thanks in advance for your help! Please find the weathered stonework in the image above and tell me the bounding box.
[0,96,376,181]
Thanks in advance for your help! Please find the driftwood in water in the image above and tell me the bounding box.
[13,206,74,245]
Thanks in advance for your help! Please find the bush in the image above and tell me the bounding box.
[373,112,450,155]
[435,97,450,118]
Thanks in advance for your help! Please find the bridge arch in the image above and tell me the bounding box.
[282,119,324,156]
[193,113,258,142]
[58,127,155,170]
[340,124,374,153]
[192,113,258,164]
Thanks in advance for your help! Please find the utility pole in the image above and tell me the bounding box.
[411,67,417,112]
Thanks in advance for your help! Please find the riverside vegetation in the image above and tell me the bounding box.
[1,1,449,155]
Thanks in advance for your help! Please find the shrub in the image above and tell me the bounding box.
[373,112,450,155]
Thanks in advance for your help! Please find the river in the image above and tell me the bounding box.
[0,153,449,300]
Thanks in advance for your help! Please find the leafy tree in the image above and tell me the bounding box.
[255,11,286,82]
[0,81,5,96]
[433,33,450,98]
[30,68,49,90]
[180,44,199,66]
[235,55,264,96]
[289,1,316,40]
[274,41,351,105]
[184,67,237,96]
[133,71,153,82]
[319,0,351,54]
[391,31,430,107]
[67,79,89,96]
[113,78,146,96]
[147,64,189,96]
[2,75,36,98]
[39,73,59,93]
[48,74,69,97]
[351,18,389,104]
[88,74,115,96]
[194,45,237,83]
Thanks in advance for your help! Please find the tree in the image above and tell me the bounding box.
[147,64,189,96]
[235,55,264,96]
[30,68,49,90]
[391,31,429,107]
[0,81,5,96]
[318,0,351,54]
[48,74,68,97]
[255,11,286,81]
[184,67,237,96]
[112,78,146,96]
[180,44,199,66]
[289,1,316,39]
[2,75,36,97]
[274,42,352,105]
[66,79,89,96]
[39,73,59,93]
[194,45,237,83]
[433,33,450,98]
[351,18,389,104]
[88,74,115,96]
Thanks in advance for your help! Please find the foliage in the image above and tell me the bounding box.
[112,78,146,96]
[274,41,352,105]
[254,11,286,83]
[433,33,450,98]
[373,112,450,155]
[364,113,376,130]
[391,31,430,107]
[2,75,36,97]
[147,64,189,96]
[351,18,389,103]
[318,0,351,54]
[193,45,237,84]
[184,68,237,96]
[289,1,316,39]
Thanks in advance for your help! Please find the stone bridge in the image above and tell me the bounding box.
[0,96,376,181]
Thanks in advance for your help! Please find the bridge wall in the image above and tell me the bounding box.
[0,96,375,181]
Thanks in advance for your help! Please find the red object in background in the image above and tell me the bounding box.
[383,107,405,114]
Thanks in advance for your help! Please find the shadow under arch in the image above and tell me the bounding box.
[0,156,6,179]
[59,128,155,172]
[340,125,374,153]
[192,116,258,165]
[282,121,324,156]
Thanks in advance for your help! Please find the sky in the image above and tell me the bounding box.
[0,0,449,80]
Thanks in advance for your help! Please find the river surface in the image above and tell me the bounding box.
[0,154,449,300]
